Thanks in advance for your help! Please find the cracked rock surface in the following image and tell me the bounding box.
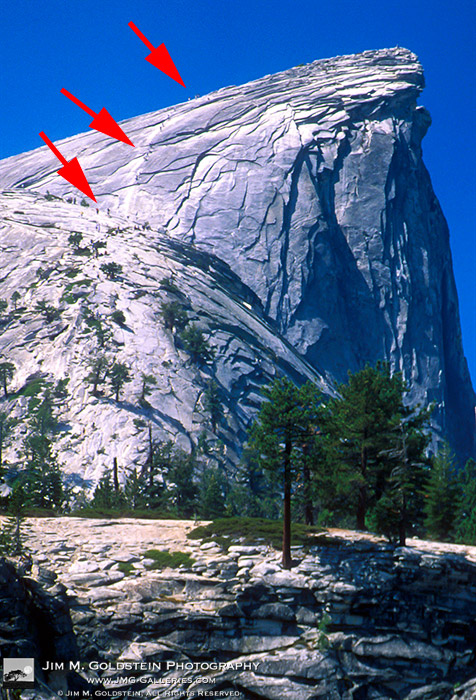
[0,47,474,462]
[8,517,476,700]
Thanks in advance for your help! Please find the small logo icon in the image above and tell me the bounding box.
[2,658,35,689]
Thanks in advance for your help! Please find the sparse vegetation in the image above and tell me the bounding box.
[159,277,180,293]
[110,310,126,325]
[143,549,195,569]
[188,518,322,551]
[109,362,131,401]
[117,561,135,575]
[100,262,123,279]
[160,301,188,332]
[179,325,214,363]
[11,291,21,310]
[35,301,62,323]
[68,232,83,251]
[0,361,16,397]
[91,240,107,258]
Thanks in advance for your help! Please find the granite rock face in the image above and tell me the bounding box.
[0,556,86,698]
[17,518,476,699]
[0,192,323,483]
[0,47,474,463]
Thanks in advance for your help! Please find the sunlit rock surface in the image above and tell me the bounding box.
[0,46,474,469]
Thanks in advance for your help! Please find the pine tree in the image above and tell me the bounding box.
[199,468,227,519]
[11,291,21,310]
[68,232,83,250]
[86,354,109,395]
[424,443,460,541]
[0,411,15,472]
[248,377,321,569]
[160,301,188,332]
[140,433,170,509]
[0,361,15,397]
[139,373,157,406]
[90,468,127,511]
[109,362,131,401]
[202,381,222,433]
[100,262,123,279]
[35,301,61,323]
[163,449,198,517]
[319,363,414,530]
[123,468,144,510]
[454,458,476,544]
[180,325,214,363]
[21,392,65,511]
[92,240,107,258]
[371,416,430,545]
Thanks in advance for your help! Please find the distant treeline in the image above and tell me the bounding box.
[1,363,475,567]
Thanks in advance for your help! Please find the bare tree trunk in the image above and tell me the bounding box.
[357,446,368,530]
[303,454,314,526]
[113,457,119,492]
[282,440,292,569]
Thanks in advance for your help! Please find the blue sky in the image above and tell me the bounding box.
[1,0,475,385]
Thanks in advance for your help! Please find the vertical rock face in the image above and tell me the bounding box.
[0,47,474,461]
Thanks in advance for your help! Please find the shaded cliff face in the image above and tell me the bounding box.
[0,47,474,461]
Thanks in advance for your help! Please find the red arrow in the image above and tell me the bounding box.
[128,21,186,87]
[60,88,134,147]
[39,131,97,202]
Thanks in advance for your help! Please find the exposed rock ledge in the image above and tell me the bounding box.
[3,518,476,699]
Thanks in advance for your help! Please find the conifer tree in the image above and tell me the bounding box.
[199,468,227,519]
[11,291,21,310]
[423,443,460,541]
[0,483,26,556]
[91,240,107,257]
[0,411,15,471]
[91,468,127,511]
[35,301,62,323]
[22,391,65,511]
[100,262,123,279]
[319,363,416,530]
[455,459,476,544]
[139,373,157,406]
[163,449,198,517]
[202,381,222,433]
[124,468,143,510]
[68,232,83,251]
[160,301,188,332]
[139,432,171,510]
[87,354,109,395]
[371,416,430,545]
[248,377,321,569]
[180,325,214,363]
[109,362,131,401]
[0,361,15,397]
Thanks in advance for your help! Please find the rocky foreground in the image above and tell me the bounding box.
[2,518,476,699]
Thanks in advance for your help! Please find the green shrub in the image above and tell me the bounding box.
[187,517,322,550]
[117,561,134,575]
[143,549,195,569]
[159,277,180,293]
[17,377,48,398]
[111,310,126,325]
[101,262,123,280]
[179,325,214,363]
